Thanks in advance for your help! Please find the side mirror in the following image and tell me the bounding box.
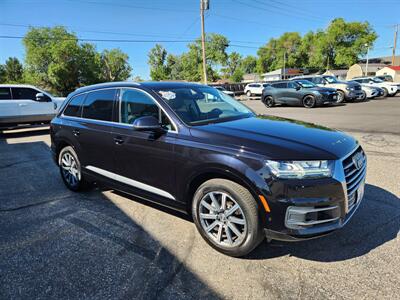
[36,93,50,102]
[295,86,301,91]
[132,116,165,132]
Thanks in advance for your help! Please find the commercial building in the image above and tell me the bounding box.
[376,66,400,82]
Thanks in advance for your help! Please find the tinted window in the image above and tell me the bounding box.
[63,94,86,117]
[272,82,287,88]
[312,77,324,84]
[120,89,172,130]
[0,88,12,100]
[12,88,38,100]
[82,89,116,121]
[287,82,298,89]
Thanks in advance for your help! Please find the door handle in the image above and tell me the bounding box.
[114,137,124,145]
[72,129,80,136]
[18,103,28,107]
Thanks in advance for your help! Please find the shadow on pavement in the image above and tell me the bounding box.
[247,184,400,262]
[0,126,50,139]
[0,140,220,299]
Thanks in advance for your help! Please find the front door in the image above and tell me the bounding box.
[11,87,54,121]
[111,88,178,205]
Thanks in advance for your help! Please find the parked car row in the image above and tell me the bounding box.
[243,75,399,108]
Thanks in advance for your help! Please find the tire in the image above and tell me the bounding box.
[263,96,274,108]
[58,146,90,192]
[336,90,345,103]
[359,91,367,101]
[192,179,264,257]
[382,88,388,97]
[246,90,252,97]
[302,95,316,108]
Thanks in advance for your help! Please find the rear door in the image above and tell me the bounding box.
[12,87,54,121]
[77,89,118,174]
[271,82,287,103]
[111,87,178,204]
[0,87,20,124]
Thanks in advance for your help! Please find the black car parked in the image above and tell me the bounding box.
[51,82,367,257]
[262,80,338,108]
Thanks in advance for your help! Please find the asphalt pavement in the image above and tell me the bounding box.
[0,96,399,299]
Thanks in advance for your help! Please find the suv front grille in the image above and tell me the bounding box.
[354,85,361,91]
[342,146,367,211]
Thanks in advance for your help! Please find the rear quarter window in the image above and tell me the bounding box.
[63,93,87,117]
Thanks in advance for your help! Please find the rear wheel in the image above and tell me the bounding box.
[246,90,252,97]
[336,90,345,103]
[302,95,316,108]
[263,96,274,108]
[59,146,89,192]
[192,179,263,257]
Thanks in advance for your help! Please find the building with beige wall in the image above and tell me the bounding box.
[376,66,400,82]
[346,63,386,80]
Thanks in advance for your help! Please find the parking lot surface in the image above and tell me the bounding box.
[1,97,399,299]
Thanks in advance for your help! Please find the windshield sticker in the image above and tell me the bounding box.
[158,91,176,100]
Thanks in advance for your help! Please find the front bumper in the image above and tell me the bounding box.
[346,90,364,100]
[262,146,366,241]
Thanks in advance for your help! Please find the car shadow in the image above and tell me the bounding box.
[246,184,400,262]
[0,140,220,299]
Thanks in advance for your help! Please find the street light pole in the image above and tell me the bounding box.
[283,51,286,80]
[365,44,370,76]
[200,0,209,84]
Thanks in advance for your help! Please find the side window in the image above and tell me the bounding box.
[287,82,297,89]
[12,88,38,100]
[82,89,116,122]
[272,82,287,88]
[63,94,86,117]
[313,77,323,84]
[120,89,172,130]
[0,88,12,100]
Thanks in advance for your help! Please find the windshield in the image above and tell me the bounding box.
[215,86,226,91]
[155,86,254,126]
[295,80,316,88]
[323,76,339,83]
[371,78,384,83]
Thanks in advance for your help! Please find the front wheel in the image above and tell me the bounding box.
[382,88,388,97]
[59,146,89,191]
[302,95,316,108]
[263,96,274,108]
[246,90,252,97]
[336,90,345,103]
[359,91,367,101]
[192,179,264,257]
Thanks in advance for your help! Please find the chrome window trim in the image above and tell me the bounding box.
[118,87,178,133]
[61,86,178,133]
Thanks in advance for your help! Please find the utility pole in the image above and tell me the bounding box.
[282,51,286,80]
[200,0,209,84]
[365,44,370,76]
[392,24,398,66]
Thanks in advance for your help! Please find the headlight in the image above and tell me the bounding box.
[265,160,333,179]
[346,87,354,91]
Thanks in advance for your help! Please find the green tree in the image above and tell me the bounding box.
[0,64,6,83]
[3,57,24,82]
[240,55,257,74]
[148,44,169,81]
[230,68,244,82]
[222,52,242,79]
[256,32,303,73]
[100,49,132,82]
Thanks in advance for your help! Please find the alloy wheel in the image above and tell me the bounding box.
[303,95,315,108]
[198,191,247,247]
[60,152,80,187]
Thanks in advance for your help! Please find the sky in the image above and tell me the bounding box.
[1,0,400,79]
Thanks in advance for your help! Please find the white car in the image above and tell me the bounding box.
[0,84,66,128]
[352,77,399,97]
[214,86,235,96]
[244,83,269,97]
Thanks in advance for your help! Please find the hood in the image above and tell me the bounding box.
[189,116,358,160]
[53,97,66,101]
